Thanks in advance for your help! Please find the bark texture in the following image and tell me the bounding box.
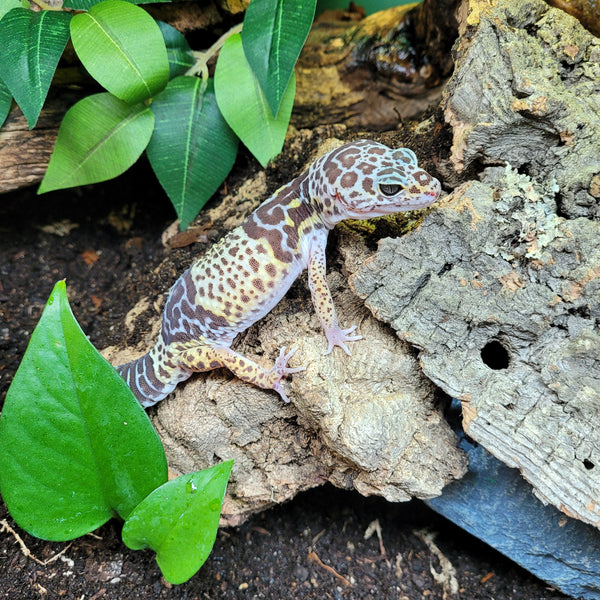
[444,0,600,219]
[351,0,600,528]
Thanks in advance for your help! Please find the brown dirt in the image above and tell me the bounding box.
[0,155,567,599]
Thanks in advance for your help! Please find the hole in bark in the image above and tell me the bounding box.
[583,459,595,470]
[480,340,510,370]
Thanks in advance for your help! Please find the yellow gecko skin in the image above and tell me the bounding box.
[117,140,441,405]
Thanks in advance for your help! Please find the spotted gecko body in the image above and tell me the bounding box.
[117,140,441,406]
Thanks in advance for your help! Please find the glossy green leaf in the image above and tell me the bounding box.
[0,281,168,541]
[157,21,194,79]
[70,0,169,104]
[39,93,154,193]
[0,9,72,128]
[242,0,315,116]
[122,461,233,584]
[0,77,12,128]
[65,0,172,8]
[0,0,24,21]
[214,33,294,168]
[147,76,238,229]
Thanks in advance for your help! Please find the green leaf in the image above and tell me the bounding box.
[0,0,23,21]
[157,21,194,79]
[39,92,154,193]
[70,0,169,104]
[65,0,172,8]
[122,461,233,584]
[214,33,294,168]
[147,76,238,229]
[0,9,72,128]
[242,0,315,116]
[0,281,168,541]
[0,77,12,128]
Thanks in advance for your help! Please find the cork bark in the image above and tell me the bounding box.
[352,0,600,528]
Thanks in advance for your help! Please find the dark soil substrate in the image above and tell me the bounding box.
[0,159,567,599]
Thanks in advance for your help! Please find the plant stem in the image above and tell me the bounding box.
[186,22,243,92]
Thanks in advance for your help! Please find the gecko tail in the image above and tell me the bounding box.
[116,352,187,408]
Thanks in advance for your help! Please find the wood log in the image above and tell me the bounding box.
[351,0,600,529]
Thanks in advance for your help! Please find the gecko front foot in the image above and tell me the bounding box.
[269,346,306,403]
[324,324,363,356]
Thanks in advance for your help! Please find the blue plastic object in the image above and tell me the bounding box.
[426,401,600,600]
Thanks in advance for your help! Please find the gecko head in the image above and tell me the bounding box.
[310,139,441,226]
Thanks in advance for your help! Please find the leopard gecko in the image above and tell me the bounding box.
[117,139,441,405]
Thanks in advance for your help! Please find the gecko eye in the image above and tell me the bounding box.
[378,183,403,196]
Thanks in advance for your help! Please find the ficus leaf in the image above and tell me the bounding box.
[70,0,169,104]
[122,460,233,584]
[0,8,72,128]
[214,33,294,168]
[241,0,315,116]
[0,0,24,21]
[39,92,154,194]
[0,281,168,541]
[65,0,171,8]
[157,21,194,79]
[0,76,12,128]
[147,76,238,229]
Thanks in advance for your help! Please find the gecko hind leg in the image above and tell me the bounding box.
[174,342,306,403]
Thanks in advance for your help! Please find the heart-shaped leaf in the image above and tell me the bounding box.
[0,8,72,128]
[214,33,294,168]
[122,460,233,584]
[157,21,194,79]
[147,76,238,229]
[70,0,169,104]
[39,92,154,193]
[241,0,315,116]
[0,281,168,541]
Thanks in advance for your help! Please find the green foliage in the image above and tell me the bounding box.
[0,77,11,128]
[0,281,233,583]
[215,33,295,168]
[1,0,316,228]
[122,461,234,584]
[0,8,72,128]
[147,76,239,229]
[242,0,316,116]
[38,93,155,193]
[0,0,26,21]
[0,281,168,540]
[158,21,195,79]
[65,0,171,8]
[70,0,169,104]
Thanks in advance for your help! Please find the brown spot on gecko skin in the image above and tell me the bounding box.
[265,263,277,277]
[243,218,294,263]
[362,177,375,194]
[249,257,260,272]
[340,171,358,189]
[210,360,221,368]
[252,278,265,292]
